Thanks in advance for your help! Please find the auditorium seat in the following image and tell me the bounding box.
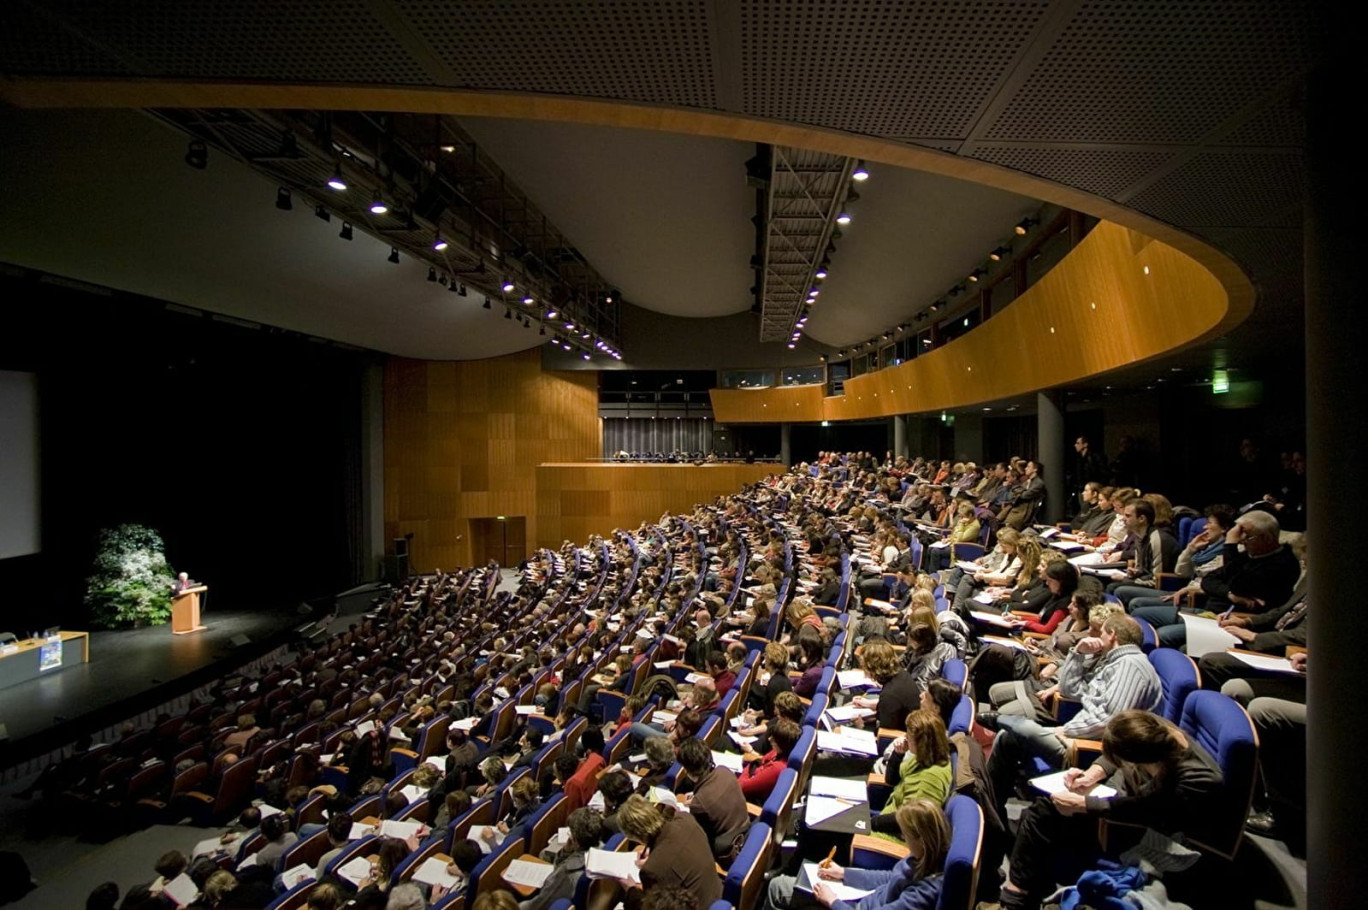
[722,822,772,910]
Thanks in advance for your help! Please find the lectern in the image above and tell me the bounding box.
[171,585,208,635]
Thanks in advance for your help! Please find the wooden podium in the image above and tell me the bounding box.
[171,585,208,635]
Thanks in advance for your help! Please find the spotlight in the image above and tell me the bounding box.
[968,268,986,282]
[369,191,388,215]
[184,139,208,170]
[388,247,400,264]
[504,308,513,319]
[457,284,468,297]
[882,332,892,340]
[808,288,819,297]
[1015,217,1038,236]
[605,293,614,304]
[989,246,1011,261]
[582,352,591,361]
[929,302,940,312]
[339,222,354,241]
[837,349,846,356]
[501,279,515,293]
[836,212,852,226]
[787,343,796,349]
[545,309,558,319]
[483,297,492,309]
[448,280,459,293]
[439,275,449,287]
[327,166,347,191]
[851,161,870,181]
[522,296,534,305]
[818,355,827,362]
[433,234,449,251]
[539,325,546,335]
[949,283,966,295]
[427,266,438,282]
[275,187,293,211]
[313,204,331,223]
[814,269,828,279]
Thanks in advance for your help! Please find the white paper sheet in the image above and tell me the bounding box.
[1228,651,1302,674]
[279,864,315,890]
[336,856,373,887]
[503,857,556,889]
[412,857,461,890]
[804,795,864,825]
[809,776,869,801]
[470,825,505,853]
[379,819,426,840]
[982,635,1031,651]
[585,847,641,883]
[161,874,199,907]
[836,669,877,689]
[1030,770,1117,799]
[823,705,875,723]
[1180,614,1241,657]
[712,750,744,774]
[815,727,879,756]
[969,610,1015,628]
[797,862,875,901]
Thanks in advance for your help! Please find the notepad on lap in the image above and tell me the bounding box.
[796,862,874,901]
[1030,769,1117,799]
[585,847,641,883]
[504,857,556,889]
[412,857,461,890]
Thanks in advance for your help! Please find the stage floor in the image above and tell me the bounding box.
[0,606,301,769]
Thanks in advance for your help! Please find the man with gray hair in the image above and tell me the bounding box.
[1133,509,1299,649]
[384,882,426,910]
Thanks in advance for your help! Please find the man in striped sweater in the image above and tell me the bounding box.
[985,615,1162,822]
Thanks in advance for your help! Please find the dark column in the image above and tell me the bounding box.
[1037,390,1065,523]
[893,415,907,459]
[1305,46,1361,908]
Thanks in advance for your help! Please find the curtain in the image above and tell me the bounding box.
[603,417,714,456]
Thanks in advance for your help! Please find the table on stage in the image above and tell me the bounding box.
[0,630,90,691]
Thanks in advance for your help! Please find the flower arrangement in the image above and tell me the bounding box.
[84,524,177,628]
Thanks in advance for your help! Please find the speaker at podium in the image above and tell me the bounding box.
[171,584,208,635]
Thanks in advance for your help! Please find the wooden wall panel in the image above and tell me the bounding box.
[384,348,600,572]
[534,463,777,544]
[710,221,1233,424]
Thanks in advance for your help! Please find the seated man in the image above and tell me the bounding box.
[984,615,1161,822]
[676,737,750,861]
[1131,511,1299,649]
[1105,498,1179,606]
[706,651,737,698]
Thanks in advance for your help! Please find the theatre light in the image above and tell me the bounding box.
[313,204,330,222]
[787,343,796,349]
[275,187,292,211]
[433,234,449,251]
[814,269,828,279]
[851,161,870,181]
[448,280,459,293]
[457,284,467,297]
[836,212,852,226]
[482,297,492,309]
[504,308,513,319]
[989,246,1011,261]
[545,309,558,319]
[339,222,353,241]
[1015,217,1038,235]
[369,191,388,215]
[427,266,438,282]
[327,166,347,191]
[968,268,986,282]
[388,247,400,264]
[522,296,534,305]
[502,279,516,293]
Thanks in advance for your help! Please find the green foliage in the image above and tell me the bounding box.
[84,524,176,628]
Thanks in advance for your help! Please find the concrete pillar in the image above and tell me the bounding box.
[1036,390,1065,523]
[1306,47,1360,908]
[780,422,792,467]
[893,415,908,459]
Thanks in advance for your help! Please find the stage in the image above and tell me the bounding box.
[0,605,305,773]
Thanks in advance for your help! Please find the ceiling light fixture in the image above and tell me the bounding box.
[387,247,400,264]
[501,279,515,293]
[787,343,796,349]
[433,234,449,251]
[968,268,986,282]
[339,222,353,241]
[815,269,828,279]
[851,161,870,181]
[522,296,534,305]
[989,246,1010,261]
[1015,217,1038,236]
[482,297,492,309]
[835,212,852,226]
[457,284,467,297]
[327,166,347,191]
[184,139,208,170]
[545,309,558,320]
[539,325,546,335]
[582,352,591,361]
[448,280,459,293]
[504,308,513,320]
[275,187,293,211]
[369,191,388,215]
[313,204,330,222]
[427,267,438,282]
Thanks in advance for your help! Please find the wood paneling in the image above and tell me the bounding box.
[710,221,1233,424]
[384,349,600,572]
[536,463,776,546]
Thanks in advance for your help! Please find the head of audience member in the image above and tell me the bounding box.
[1080,481,1100,506]
[797,634,825,670]
[153,849,188,883]
[785,599,816,630]
[203,871,237,905]
[1099,614,1144,654]
[920,678,961,728]
[643,734,677,772]
[479,755,507,789]
[1101,710,1188,778]
[859,639,902,686]
[762,641,789,674]
[768,717,802,758]
[553,754,580,787]
[86,882,119,910]
[693,608,711,631]
[449,838,484,878]
[386,882,427,910]
[580,726,606,758]
[772,691,806,725]
[1095,486,1116,514]
[903,709,952,769]
[1066,590,1100,628]
[725,641,747,669]
[237,806,262,831]
[616,794,668,848]
[305,882,345,910]
[675,737,715,784]
[597,770,634,815]
[1143,493,1173,528]
[689,677,718,711]
[995,527,1020,556]
[705,651,729,679]
[1044,560,1079,599]
[260,813,290,845]
[1233,509,1282,555]
[896,798,952,879]
[470,890,520,910]
[1122,497,1156,537]
[906,623,939,657]
[566,807,605,854]
[1014,538,1043,586]
[325,810,354,847]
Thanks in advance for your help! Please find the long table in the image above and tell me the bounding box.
[0,630,90,691]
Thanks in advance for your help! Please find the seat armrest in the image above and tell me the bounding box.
[849,834,909,863]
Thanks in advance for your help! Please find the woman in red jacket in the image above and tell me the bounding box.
[739,717,801,804]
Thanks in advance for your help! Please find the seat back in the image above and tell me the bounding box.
[264,880,316,910]
[936,795,984,910]
[395,797,431,824]
[722,822,772,910]
[941,658,968,691]
[527,793,571,855]
[948,695,974,736]
[293,792,328,831]
[448,799,496,848]
[1177,690,1259,859]
[1149,648,1200,723]
[279,829,331,874]
[759,769,799,847]
[801,693,828,729]
[323,834,380,876]
[786,728,817,798]
[1135,617,1158,653]
[418,715,452,761]
[950,542,985,565]
[469,836,525,903]
[394,832,446,885]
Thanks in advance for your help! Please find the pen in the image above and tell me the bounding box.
[820,846,837,868]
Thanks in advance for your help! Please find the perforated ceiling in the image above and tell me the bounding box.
[983,0,1312,145]
[1125,151,1304,229]
[970,147,1176,201]
[740,0,1052,138]
[392,0,718,107]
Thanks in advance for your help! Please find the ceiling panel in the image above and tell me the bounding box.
[970,146,1177,200]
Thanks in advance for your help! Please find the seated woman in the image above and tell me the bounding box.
[872,711,953,840]
[792,635,828,699]
[739,717,802,804]
[746,641,796,717]
[1007,559,1078,636]
[768,798,950,910]
[949,529,1023,617]
[613,795,722,909]
[995,710,1225,910]
[926,500,981,572]
[480,776,540,849]
[903,624,956,690]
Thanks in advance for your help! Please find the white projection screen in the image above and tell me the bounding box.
[0,370,40,559]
